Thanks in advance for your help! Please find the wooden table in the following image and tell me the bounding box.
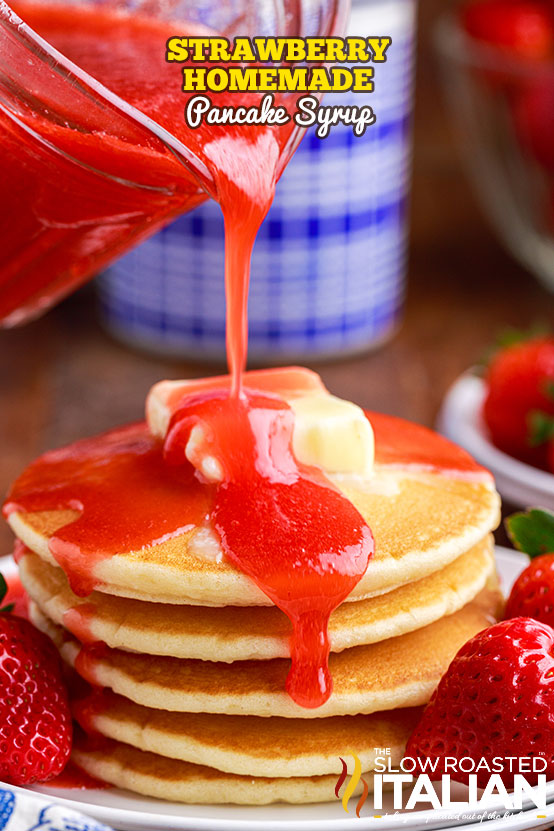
[0,0,552,558]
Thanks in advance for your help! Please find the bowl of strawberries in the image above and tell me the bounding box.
[435,0,554,291]
[438,332,554,509]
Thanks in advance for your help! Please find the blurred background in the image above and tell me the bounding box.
[1,0,553,555]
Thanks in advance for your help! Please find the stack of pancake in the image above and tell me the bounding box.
[8,452,501,805]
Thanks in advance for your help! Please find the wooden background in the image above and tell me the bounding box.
[0,0,552,557]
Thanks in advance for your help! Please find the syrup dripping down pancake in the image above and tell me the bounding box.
[29,585,502,719]
[20,537,495,661]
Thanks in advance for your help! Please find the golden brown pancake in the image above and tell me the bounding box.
[9,469,500,605]
[72,689,421,777]
[72,735,367,805]
[30,585,502,718]
[20,539,495,660]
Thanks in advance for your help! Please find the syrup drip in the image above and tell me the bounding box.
[71,685,111,736]
[164,390,373,707]
[62,603,98,646]
[73,641,110,697]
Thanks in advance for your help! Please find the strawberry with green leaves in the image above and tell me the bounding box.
[482,333,554,468]
[0,574,72,784]
[406,508,554,786]
[505,508,554,624]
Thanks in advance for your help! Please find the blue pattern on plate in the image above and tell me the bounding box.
[0,787,112,831]
[29,805,110,831]
[0,791,14,829]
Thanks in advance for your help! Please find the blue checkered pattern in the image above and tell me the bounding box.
[99,2,415,360]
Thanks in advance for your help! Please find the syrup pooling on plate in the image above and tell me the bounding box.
[164,389,374,708]
[47,760,110,790]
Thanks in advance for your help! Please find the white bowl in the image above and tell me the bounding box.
[437,372,554,510]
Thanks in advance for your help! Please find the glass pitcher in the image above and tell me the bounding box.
[0,0,348,327]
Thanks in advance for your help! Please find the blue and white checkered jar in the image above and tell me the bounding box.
[99,0,416,361]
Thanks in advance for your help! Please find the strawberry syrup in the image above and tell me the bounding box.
[2,2,292,326]
[369,412,492,480]
[5,424,213,597]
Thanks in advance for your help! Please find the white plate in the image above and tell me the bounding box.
[437,373,554,510]
[0,547,542,831]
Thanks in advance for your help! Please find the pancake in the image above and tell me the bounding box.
[30,585,502,718]
[72,735,367,805]
[9,468,500,605]
[72,689,421,777]
[20,537,495,661]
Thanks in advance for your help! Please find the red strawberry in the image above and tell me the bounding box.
[405,617,554,787]
[506,554,554,623]
[483,334,554,466]
[462,0,554,60]
[549,438,554,473]
[0,575,72,784]
[505,508,554,624]
[513,78,554,173]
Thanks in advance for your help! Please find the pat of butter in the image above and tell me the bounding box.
[289,394,374,477]
[147,369,374,478]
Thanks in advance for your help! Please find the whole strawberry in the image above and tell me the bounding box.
[483,334,554,466]
[0,575,71,784]
[505,509,554,624]
[462,0,554,61]
[405,617,554,787]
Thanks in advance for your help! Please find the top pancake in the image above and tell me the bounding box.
[9,466,500,605]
